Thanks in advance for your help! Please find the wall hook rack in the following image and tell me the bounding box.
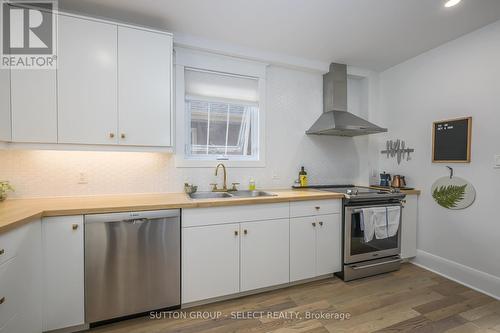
[381,140,415,165]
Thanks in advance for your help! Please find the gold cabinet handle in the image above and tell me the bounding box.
[312,222,316,227]
[243,229,248,235]
[319,221,324,226]
[109,133,115,139]
[234,230,238,236]
[0,249,4,256]
[72,224,79,230]
[0,297,5,305]
[121,133,126,139]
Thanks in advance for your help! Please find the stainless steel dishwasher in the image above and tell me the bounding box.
[84,210,180,324]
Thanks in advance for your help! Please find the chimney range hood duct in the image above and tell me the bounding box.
[306,63,387,137]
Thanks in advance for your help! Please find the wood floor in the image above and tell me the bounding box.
[89,264,500,333]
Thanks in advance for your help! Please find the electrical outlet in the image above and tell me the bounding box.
[495,155,500,168]
[78,172,88,184]
[272,170,280,180]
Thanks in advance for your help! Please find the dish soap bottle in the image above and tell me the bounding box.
[249,178,256,191]
[299,166,308,187]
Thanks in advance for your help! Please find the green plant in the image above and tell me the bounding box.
[432,184,467,209]
[0,181,14,201]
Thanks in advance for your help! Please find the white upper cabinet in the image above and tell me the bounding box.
[10,9,57,144]
[11,69,57,143]
[57,15,118,145]
[3,12,173,149]
[0,68,11,142]
[118,27,172,146]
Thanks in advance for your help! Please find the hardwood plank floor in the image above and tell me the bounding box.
[89,264,500,333]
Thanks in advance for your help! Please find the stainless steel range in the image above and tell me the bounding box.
[302,185,406,281]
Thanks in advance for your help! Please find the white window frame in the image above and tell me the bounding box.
[174,47,267,168]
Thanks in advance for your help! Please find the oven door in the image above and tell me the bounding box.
[344,203,402,264]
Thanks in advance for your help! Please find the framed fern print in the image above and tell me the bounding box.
[431,176,476,210]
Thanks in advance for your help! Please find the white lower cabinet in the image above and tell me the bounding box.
[182,200,342,305]
[240,219,289,292]
[316,214,342,276]
[290,216,317,281]
[0,220,42,333]
[182,224,240,304]
[290,213,342,282]
[401,194,418,259]
[42,216,85,332]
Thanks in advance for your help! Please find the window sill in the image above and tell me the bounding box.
[175,157,266,168]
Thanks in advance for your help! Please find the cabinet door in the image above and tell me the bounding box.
[240,219,289,292]
[42,216,84,331]
[0,68,11,142]
[316,214,342,276]
[401,195,418,259]
[11,69,57,143]
[182,224,240,303]
[0,221,42,333]
[118,27,172,146]
[290,216,317,282]
[57,15,118,145]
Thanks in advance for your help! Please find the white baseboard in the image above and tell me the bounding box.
[412,249,500,300]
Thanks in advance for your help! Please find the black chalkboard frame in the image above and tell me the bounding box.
[432,117,472,163]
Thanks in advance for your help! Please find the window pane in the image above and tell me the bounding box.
[190,100,209,155]
[226,105,249,156]
[187,98,257,160]
[208,103,228,155]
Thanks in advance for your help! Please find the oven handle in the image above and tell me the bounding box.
[351,258,401,270]
[351,205,402,214]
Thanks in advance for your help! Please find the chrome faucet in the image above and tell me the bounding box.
[211,163,239,192]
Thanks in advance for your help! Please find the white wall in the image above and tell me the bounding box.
[0,65,373,198]
[378,20,500,296]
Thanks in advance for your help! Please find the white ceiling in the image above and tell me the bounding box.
[59,0,500,71]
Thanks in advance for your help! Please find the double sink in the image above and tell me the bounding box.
[189,190,277,200]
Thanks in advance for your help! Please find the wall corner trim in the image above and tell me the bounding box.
[412,249,500,300]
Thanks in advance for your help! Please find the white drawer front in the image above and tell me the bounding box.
[183,203,289,227]
[0,224,30,266]
[290,200,341,218]
[0,260,18,329]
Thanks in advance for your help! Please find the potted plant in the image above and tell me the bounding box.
[0,181,14,201]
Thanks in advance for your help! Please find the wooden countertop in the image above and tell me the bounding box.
[0,189,345,235]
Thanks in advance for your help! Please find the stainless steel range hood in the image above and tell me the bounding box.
[306,63,387,137]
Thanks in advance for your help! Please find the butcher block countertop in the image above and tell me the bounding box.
[0,189,345,234]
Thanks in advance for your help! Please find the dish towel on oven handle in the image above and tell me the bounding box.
[361,206,400,242]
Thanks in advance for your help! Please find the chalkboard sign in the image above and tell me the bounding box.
[432,117,472,163]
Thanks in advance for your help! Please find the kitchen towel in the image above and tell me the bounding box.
[361,206,401,241]
[361,208,376,242]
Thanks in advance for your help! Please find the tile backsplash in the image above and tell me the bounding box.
[0,150,172,198]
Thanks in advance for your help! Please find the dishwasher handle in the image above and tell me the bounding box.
[85,209,180,224]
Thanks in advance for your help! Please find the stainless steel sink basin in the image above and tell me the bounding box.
[188,192,233,199]
[188,190,276,199]
[230,190,277,198]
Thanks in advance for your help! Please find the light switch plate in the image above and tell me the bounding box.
[495,155,500,168]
